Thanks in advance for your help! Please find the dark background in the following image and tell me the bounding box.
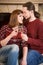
[0,13,11,28]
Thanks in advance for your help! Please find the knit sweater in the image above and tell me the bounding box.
[24,18,43,54]
[0,25,27,48]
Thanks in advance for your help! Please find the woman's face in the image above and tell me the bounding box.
[18,13,23,24]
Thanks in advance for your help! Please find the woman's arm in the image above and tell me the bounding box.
[0,30,18,46]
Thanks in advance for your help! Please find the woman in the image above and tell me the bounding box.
[21,2,43,65]
[0,9,28,65]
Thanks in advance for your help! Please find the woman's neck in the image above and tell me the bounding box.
[12,26,18,30]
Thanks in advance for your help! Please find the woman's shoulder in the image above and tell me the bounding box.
[1,25,9,29]
[0,24,11,32]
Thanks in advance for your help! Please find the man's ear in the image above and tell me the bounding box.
[31,10,34,13]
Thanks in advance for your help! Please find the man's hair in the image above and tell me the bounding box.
[23,2,40,18]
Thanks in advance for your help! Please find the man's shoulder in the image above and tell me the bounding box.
[36,19,43,25]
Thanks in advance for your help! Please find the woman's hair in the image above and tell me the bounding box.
[23,2,40,18]
[8,9,23,28]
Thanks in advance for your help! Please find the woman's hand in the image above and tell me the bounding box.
[11,26,18,37]
[21,33,28,41]
[0,27,18,46]
[10,30,18,37]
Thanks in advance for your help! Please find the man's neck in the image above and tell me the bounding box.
[29,15,36,22]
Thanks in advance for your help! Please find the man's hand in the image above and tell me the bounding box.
[21,33,28,41]
[21,59,27,65]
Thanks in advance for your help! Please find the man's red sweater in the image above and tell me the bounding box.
[24,18,43,54]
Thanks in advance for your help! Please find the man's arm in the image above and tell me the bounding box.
[21,46,28,65]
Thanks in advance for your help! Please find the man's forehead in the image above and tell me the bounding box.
[22,7,27,11]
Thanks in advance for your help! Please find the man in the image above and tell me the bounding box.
[21,2,43,65]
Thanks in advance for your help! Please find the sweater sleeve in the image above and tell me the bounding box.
[27,21,43,47]
[28,38,43,46]
[0,25,6,40]
[21,26,28,47]
[0,25,11,40]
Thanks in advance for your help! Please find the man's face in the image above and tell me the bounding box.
[22,7,31,19]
